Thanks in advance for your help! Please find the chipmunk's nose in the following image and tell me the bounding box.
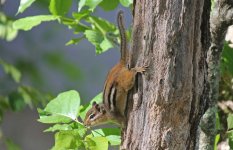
[83,121,89,128]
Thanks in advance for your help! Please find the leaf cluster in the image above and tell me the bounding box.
[215,42,233,149]
[13,0,132,54]
[38,90,121,150]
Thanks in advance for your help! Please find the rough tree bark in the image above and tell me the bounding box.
[121,0,211,149]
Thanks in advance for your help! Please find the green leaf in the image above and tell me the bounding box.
[18,86,33,108]
[92,128,121,146]
[66,37,84,46]
[49,0,72,16]
[228,130,233,149]
[86,16,117,34]
[106,135,121,146]
[221,42,233,74]
[72,24,90,34]
[0,12,18,41]
[214,134,220,150]
[70,123,87,137]
[59,17,75,26]
[44,124,72,132]
[5,139,21,150]
[38,115,71,124]
[216,112,220,131]
[84,30,103,53]
[38,90,80,123]
[0,96,10,120]
[13,15,59,31]
[85,16,117,53]
[45,90,80,120]
[85,136,108,150]
[17,86,49,107]
[0,59,21,83]
[85,136,96,148]
[76,127,87,138]
[78,0,103,11]
[100,37,114,51]
[119,0,133,7]
[91,128,121,146]
[79,93,102,120]
[8,92,26,111]
[86,0,103,11]
[91,128,121,136]
[228,114,233,130]
[78,0,86,12]
[99,0,119,11]
[44,122,86,132]
[17,0,36,14]
[53,130,85,150]
[72,10,91,22]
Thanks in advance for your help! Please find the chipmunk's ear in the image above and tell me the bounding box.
[92,101,101,111]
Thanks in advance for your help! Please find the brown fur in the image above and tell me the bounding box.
[83,11,147,127]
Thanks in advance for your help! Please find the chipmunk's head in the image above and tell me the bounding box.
[84,102,109,127]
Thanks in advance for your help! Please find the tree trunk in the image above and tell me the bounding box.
[121,0,211,149]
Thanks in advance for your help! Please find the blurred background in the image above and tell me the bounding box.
[0,0,131,149]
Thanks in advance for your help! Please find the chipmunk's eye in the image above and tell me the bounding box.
[89,113,95,120]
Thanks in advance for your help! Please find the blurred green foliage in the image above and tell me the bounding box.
[0,12,18,41]
[220,43,233,100]
[216,42,233,149]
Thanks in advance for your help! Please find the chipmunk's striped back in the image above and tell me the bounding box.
[103,11,128,113]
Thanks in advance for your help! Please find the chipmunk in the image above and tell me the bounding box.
[84,11,146,127]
